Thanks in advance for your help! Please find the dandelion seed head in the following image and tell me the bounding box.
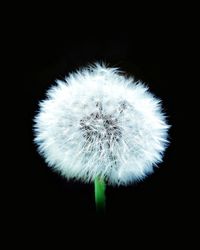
[34,63,170,185]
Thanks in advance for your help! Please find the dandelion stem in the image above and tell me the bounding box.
[94,177,106,213]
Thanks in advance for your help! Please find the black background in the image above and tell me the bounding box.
[11,30,193,243]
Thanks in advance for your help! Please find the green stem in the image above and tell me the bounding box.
[94,177,106,213]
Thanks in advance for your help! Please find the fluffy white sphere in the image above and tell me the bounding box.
[34,64,170,185]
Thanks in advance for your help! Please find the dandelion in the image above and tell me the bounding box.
[34,63,170,212]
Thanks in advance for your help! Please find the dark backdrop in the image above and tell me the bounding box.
[12,36,190,241]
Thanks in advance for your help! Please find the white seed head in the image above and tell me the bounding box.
[34,63,170,185]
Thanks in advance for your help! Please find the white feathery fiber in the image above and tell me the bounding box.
[34,63,170,185]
